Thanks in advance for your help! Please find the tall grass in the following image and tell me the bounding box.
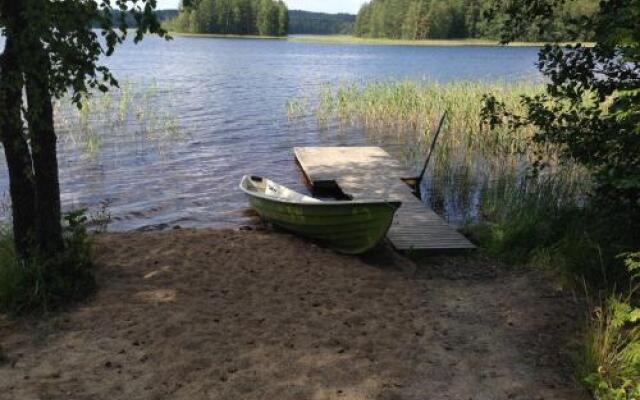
[468,171,586,260]
[0,228,44,312]
[580,253,640,400]
[581,297,640,399]
[0,210,95,314]
[307,80,586,224]
[54,80,183,157]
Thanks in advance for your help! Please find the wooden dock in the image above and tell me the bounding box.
[294,147,475,252]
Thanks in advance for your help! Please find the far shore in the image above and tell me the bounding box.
[290,35,595,47]
[168,32,594,48]
[168,32,287,40]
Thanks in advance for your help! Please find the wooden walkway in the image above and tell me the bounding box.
[294,147,475,252]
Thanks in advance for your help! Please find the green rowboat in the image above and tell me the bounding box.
[240,175,401,254]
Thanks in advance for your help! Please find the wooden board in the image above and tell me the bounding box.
[295,147,475,252]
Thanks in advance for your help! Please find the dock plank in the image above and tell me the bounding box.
[295,147,475,252]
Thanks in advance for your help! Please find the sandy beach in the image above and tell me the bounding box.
[0,228,587,399]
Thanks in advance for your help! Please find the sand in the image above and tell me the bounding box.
[0,228,588,400]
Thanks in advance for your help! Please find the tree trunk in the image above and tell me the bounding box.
[24,43,64,256]
[0,35,37,259]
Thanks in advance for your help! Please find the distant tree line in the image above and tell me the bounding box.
[288,10,355,35]
[355,0,597,41]
[90,10,179,28]
[167,0,289,36]
[98,7,353,36]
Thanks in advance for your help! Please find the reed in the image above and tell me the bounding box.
[308,80,587,224]
[316,81,541,162]
[53,80,184,157]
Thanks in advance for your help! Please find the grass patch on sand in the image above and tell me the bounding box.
[0,211,95,314]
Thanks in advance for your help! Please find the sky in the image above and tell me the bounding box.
[156,0,368,14]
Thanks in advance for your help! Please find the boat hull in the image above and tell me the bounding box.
[244,191,400,254]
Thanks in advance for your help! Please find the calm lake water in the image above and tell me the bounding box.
[0,36,541,230]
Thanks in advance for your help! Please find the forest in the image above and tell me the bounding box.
[355,0,598,40]
[167,0,289,36]
[90,9,178,28]
[288,11,355,35]
[98,8,351,36]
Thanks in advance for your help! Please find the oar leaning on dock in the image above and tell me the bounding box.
[403,111,448,197]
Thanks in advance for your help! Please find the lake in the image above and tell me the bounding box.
[0,36,542,230]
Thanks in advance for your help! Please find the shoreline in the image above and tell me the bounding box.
[168,32,594,47]
[289,35,546,47]
[168,32,287,40]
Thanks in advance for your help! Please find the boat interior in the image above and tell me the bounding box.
[244,176,322,203]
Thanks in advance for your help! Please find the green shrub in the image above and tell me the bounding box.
[463,167,638,287]
[580,253,640,400]
[467,210,637,288]
[0,209,95,314]
[464,171,578,263]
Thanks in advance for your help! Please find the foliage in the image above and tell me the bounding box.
[90,9,179,28]
[167,0,288,36]
[626,253,640,280]
[288,10,355,35]
[0,210,95,314]
[580,253,640,400]
[1,0,169,105]
[471,0,640,296]
[354,0,597,40]
[474,0,640,286]
[482,0,640,219]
